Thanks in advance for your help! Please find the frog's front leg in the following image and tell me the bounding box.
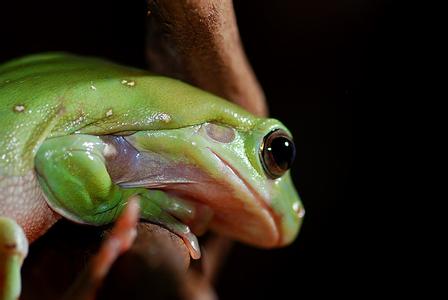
[35,133,201,258]
[35,134,134,226]
[0,217,28,300]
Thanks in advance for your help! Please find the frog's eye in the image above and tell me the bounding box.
[260,129,296,179]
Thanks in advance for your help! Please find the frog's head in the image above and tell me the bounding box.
[121,118,304,248]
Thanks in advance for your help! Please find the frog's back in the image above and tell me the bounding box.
[0,53,151,175]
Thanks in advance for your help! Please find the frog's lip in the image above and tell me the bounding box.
[207,149,283,247]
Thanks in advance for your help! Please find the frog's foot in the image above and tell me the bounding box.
[139,190,213,260]
[0,217,28,300]
[147,189,214,237]
[90,196,140,280]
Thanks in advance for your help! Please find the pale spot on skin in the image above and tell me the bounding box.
[204,123,235,143]
[121,79,136,87]
[13,104,25,113]
[106,109,113,117]
[293,202,305,218]
[298,207,305,218]
[103,144,117,158]
[141,112,171,125]
[158,113,171,123]
[90,85,97,91]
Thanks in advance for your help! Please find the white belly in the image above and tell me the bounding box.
[0,171,60,242]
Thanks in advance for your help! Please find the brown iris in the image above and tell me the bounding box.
[260,129,296,179]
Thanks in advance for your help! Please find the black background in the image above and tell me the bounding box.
[0,0,397,298]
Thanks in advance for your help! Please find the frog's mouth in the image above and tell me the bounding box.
[104,136,283,259]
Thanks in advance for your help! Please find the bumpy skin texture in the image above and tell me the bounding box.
[0,172,59,242]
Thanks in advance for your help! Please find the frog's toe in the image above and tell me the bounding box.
[147,190,213,237]
[0,217,28,300]
[139,194,202,259]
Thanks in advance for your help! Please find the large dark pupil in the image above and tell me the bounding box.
[269,136,296,170]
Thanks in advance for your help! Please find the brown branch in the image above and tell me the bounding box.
[146,0,268,117]
[21,222,192,300]
[96,224,190,300]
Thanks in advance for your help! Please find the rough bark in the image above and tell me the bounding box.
[146,0,268,117]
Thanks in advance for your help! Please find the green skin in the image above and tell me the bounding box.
[0,53,304,299]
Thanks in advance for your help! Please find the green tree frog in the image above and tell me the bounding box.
[0,53,304,299]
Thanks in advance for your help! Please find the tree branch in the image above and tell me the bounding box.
[146,0,267,116]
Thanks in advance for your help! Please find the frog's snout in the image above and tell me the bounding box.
[270,173,304,247]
